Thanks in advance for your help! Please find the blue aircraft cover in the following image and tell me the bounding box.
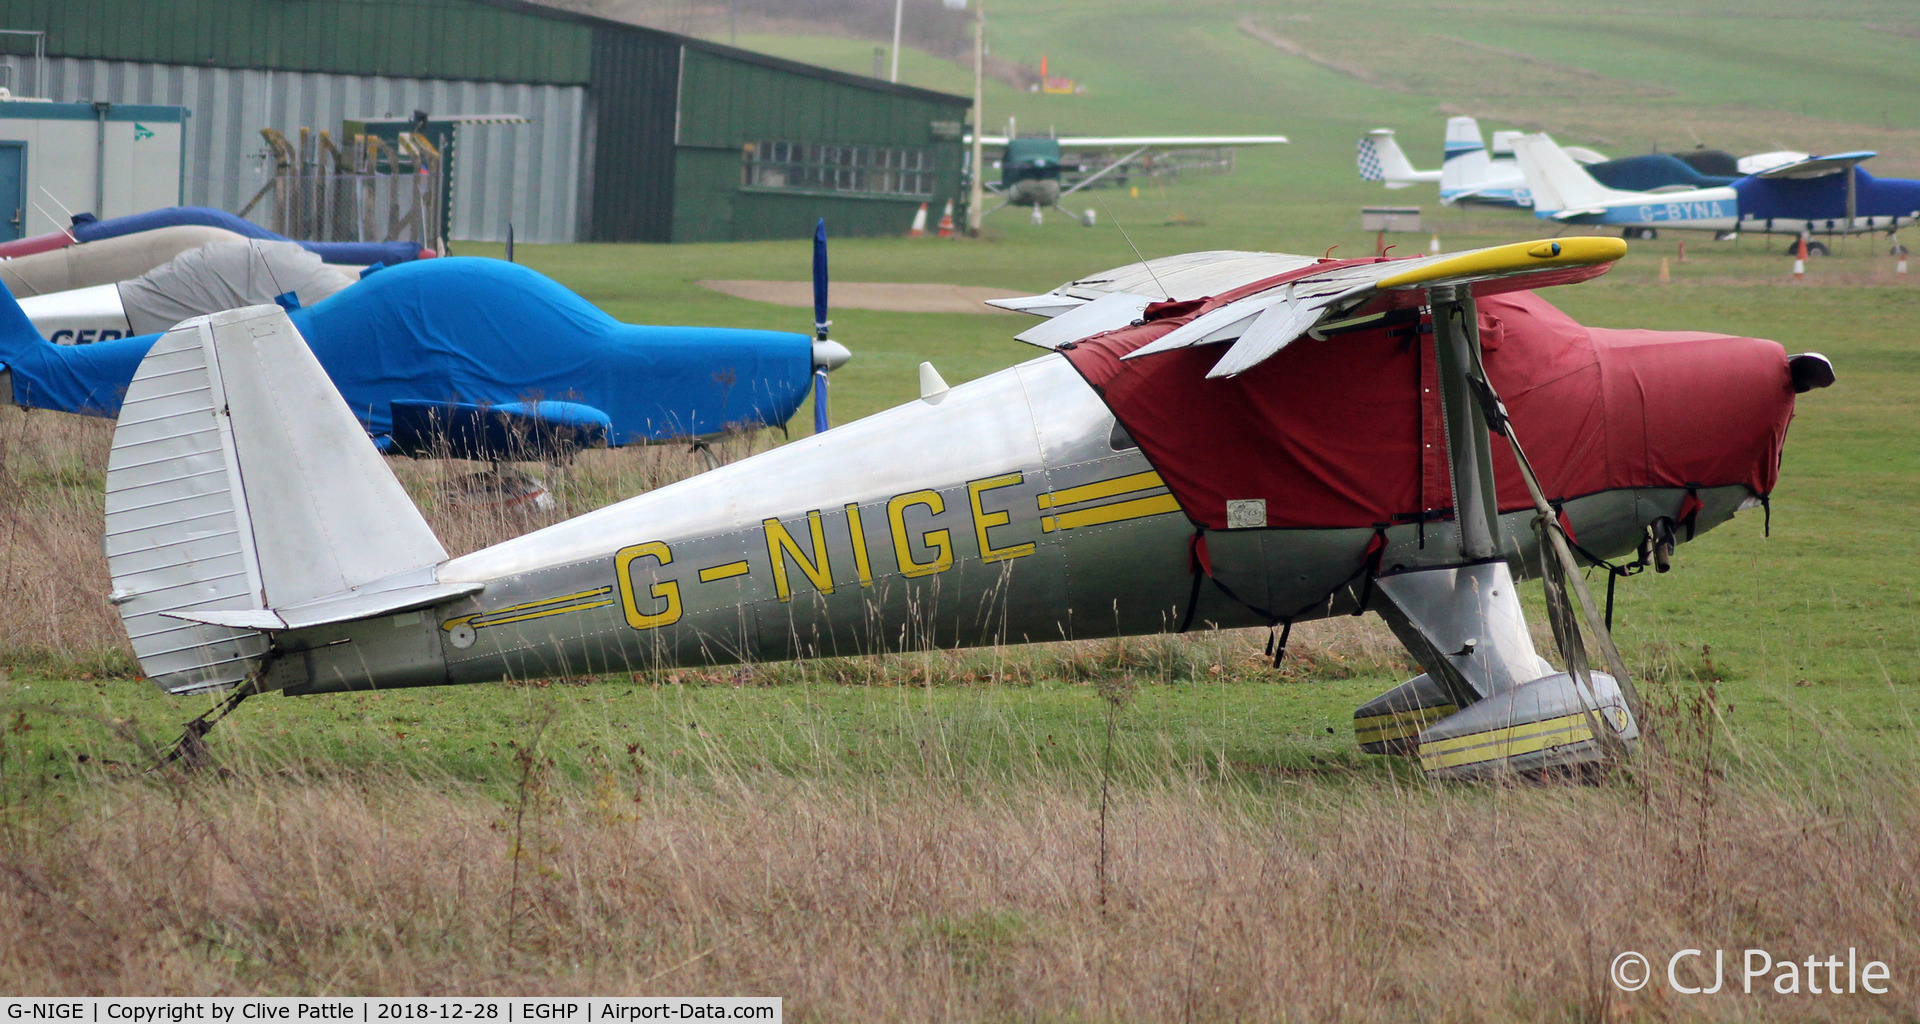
[69,208,428,266]
[1732,165,1920,228]
[1585,154,1735,192]
[0,258,815,454]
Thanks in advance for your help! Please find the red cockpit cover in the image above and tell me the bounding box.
[1062,281,1795,531]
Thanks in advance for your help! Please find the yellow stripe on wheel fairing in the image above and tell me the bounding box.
[1354,703,1457,745]
[1417,712,1597,771]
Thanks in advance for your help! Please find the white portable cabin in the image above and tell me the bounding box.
[0,99,187,243]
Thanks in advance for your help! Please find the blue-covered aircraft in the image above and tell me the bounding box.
[1514,132,1920,245]
[0,253,851,462]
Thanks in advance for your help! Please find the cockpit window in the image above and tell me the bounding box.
[1109,420,1138,451]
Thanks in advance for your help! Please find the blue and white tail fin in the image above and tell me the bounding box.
[1358,130,1438,188]
[1439,116,1491,198]
[104,305,456,694]
[1512,133,1636,217]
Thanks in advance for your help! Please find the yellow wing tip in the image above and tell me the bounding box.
[1524,237,1628,262]
[1377,237,1627,291]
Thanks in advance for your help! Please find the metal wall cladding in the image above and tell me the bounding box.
[0,0,591,85]
[586,31,681,243]
[671,47,969,242]
[0,55,587,243]
[676,47,965,150]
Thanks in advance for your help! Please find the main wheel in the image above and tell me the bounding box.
[1622,226,1658,240]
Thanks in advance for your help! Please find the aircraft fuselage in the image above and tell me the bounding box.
[260,348,1759,697]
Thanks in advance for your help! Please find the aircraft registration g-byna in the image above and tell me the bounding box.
[1515,131,1920,242]
[104,240,1831,779]
[1359,117,1607,208]
[972,126,1288,224]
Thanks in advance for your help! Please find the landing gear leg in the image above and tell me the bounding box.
[150,681,257,772]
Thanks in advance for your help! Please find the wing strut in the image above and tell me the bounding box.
[1363,281,1642,778]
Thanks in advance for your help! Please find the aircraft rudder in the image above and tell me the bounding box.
[1444,116,1485,156]
[1441,117,1491,195]
[104,304,449,694]
[1360,129,1419,184]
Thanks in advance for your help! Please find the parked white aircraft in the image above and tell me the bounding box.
[1360,117,1606,208]
[1512,133,1908,245]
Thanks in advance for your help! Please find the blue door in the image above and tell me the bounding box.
[0,143,23,242]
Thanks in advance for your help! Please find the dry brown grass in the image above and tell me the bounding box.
[7,407,1907,1017]
[0,408,778,677]
[0,726,1913,1018]
[0,407,1411,686]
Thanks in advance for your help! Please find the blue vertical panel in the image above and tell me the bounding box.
[0,142,24,241]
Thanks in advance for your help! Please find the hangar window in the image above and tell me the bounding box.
[743,141,936,197]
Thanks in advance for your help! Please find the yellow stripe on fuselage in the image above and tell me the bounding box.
[443,586,617,633]
[466,600,617,630]
[1038,470,1165,510]
[1043,493,1183,532]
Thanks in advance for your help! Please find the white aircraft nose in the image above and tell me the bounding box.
[812,338,852,372]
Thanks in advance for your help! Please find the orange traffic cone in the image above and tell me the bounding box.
[1428,232,1441,255]
[936,200,955,239]
[1793,233,1808,280]
[1658,257,1670,283]
[908,202,929,238]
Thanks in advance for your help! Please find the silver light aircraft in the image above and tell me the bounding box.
[105,240,1830,778]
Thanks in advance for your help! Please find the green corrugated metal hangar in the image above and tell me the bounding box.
[0,0,973,243]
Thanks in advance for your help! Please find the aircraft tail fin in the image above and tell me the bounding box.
[1358,130,1427,187]
[105,305,448,694]
[1440,116,1491,196]
[1512,133,1627,215]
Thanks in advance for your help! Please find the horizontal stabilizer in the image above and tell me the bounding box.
[165,572,483,631]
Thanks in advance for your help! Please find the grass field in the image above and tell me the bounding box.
[3,1,1919,1015]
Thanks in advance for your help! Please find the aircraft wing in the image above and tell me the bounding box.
[1120,238,1626,379]
[385,399,612,461]
[1738,150,1810,175]
[967,135,1287,148]
[1753,151,1876,179]
[1053,135,1287,148]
